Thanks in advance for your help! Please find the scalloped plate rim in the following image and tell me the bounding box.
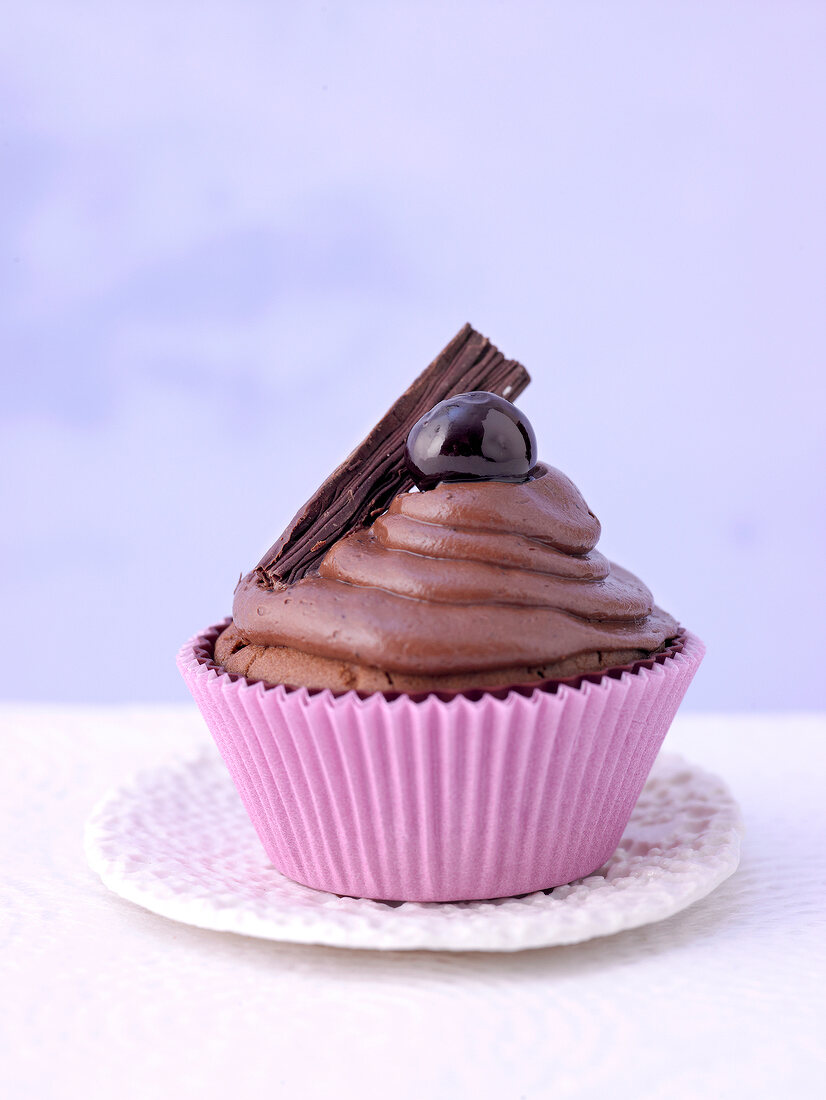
[84,751,743,952]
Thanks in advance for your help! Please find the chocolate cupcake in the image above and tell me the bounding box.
[179,326,703,902]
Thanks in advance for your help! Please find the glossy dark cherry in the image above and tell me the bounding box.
[404,391,537,491]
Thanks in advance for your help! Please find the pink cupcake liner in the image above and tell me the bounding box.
[177,624,704,902]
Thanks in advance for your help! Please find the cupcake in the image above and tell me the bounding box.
[178,325,703,902]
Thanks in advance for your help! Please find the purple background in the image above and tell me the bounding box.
[3,2,824,708]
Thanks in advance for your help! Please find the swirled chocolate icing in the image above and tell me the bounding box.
[229,463,677,682]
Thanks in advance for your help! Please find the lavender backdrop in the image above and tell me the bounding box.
[2,2,824,708]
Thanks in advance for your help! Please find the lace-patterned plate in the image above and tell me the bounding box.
[85,751,742,952]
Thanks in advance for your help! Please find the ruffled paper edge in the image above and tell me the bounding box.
[177,621,703,712]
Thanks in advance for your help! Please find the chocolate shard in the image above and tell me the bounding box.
[256,324,531,585]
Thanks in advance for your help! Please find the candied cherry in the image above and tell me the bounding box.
[404,391,537,491]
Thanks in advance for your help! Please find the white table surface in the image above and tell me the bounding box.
[2,706,825,1100]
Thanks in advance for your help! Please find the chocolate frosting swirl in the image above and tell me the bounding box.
[232,464,678,675]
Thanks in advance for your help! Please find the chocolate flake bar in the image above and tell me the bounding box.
[256,324,530,585]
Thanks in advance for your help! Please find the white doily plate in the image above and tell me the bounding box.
[85,750,742,952]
